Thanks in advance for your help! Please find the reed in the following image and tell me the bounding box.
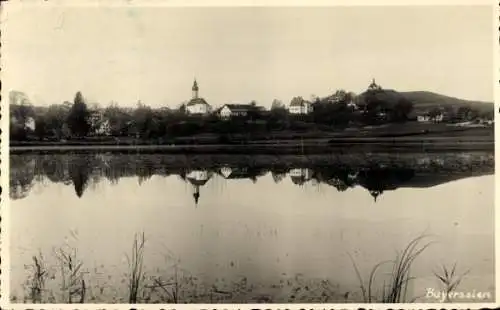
[27,252,48,303]
[433,263,470,302]
[127,232,146,303]
[348,234,434,303]
[53,246,86,303]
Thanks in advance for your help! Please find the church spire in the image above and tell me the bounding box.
[192,78,199,99]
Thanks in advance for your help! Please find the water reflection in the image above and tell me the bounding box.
[10,152,494,203]
[8,152,495,303]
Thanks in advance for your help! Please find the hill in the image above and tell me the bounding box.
[400,91,493,113]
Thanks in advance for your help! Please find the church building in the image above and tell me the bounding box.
[185,79,212,115]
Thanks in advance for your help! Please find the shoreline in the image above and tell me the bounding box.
[9,140,494,154]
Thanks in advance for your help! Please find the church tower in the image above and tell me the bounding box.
[192,79,199,99]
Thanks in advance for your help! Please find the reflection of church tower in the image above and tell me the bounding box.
[186,170,212,206]
[193,189,200,204]
[192,79,199,99]
[370,190,382,202]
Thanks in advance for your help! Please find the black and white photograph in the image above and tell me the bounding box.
[1,0,497,307]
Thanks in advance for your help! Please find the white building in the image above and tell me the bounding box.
[417,112,444,123]
[25,117,36,131]
[219,104,255,119]
[289,97,313,114]
[185,79,212,115]
[88,110,111,136]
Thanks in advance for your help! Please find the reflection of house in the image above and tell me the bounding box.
[289,168,313,185]
[186,79,212,115]
[218,104,259,119]
[186,170,213,205]
[220,167,250,179]
[289,97,313,114]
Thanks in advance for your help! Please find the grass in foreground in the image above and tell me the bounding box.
[26,252,48,303]
[348,234,435,303]
[433,263,470,302]
[53,245,86,303]
[127,232,146,303]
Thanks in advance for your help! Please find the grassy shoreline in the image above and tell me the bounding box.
[9,140,494,154]
[10,124,494,153]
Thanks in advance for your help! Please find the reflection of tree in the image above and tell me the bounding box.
[10,153,474,201]
[69,157,92,198]
[9,156,36,199]
[43,155,70,184]
[356,168,415,202]
[271,171,287,184]
[314,168,356,191]
[311,166,417,201]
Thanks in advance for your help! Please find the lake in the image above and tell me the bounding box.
[9,152,495,303]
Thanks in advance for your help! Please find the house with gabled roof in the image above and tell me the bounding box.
[289,96,313,114]
[218,103,261,119]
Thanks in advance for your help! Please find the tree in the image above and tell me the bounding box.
[9,91,35,140]
[271,99,284,110]
[132,101,154,138]
[391,98,414,122]
[178,102,187,114]
[45,104,70,139]
[34,114,47,140]
[104,101,132,136]
[456,106,473,121]
[67,91,90,137]
[428,107,442,118]
[10,91,35,125]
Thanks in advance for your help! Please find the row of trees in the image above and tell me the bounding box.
[10,83,489,142]
[11,152,418,200]
[9,87,415,142]
[10,91,90,141]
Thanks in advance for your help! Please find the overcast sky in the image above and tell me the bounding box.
[2,3,494,108]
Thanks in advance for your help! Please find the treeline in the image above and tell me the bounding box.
[9,85,491,143]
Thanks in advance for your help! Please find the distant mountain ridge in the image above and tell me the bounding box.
[399,91,493,113]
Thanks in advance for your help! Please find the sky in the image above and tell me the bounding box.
[1,3,494,109]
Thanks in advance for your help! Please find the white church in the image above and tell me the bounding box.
[185,79,212,115]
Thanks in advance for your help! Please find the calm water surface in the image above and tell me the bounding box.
[9,152,495,303]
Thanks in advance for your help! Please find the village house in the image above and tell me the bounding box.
[219,167,251,179]
[415,110,446,123]
[185,79,212,115]
[88,110,111,136]
[11,115,36,132]
[347,99,359,110]
[289,97,313,115]
[218,104,262,119]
